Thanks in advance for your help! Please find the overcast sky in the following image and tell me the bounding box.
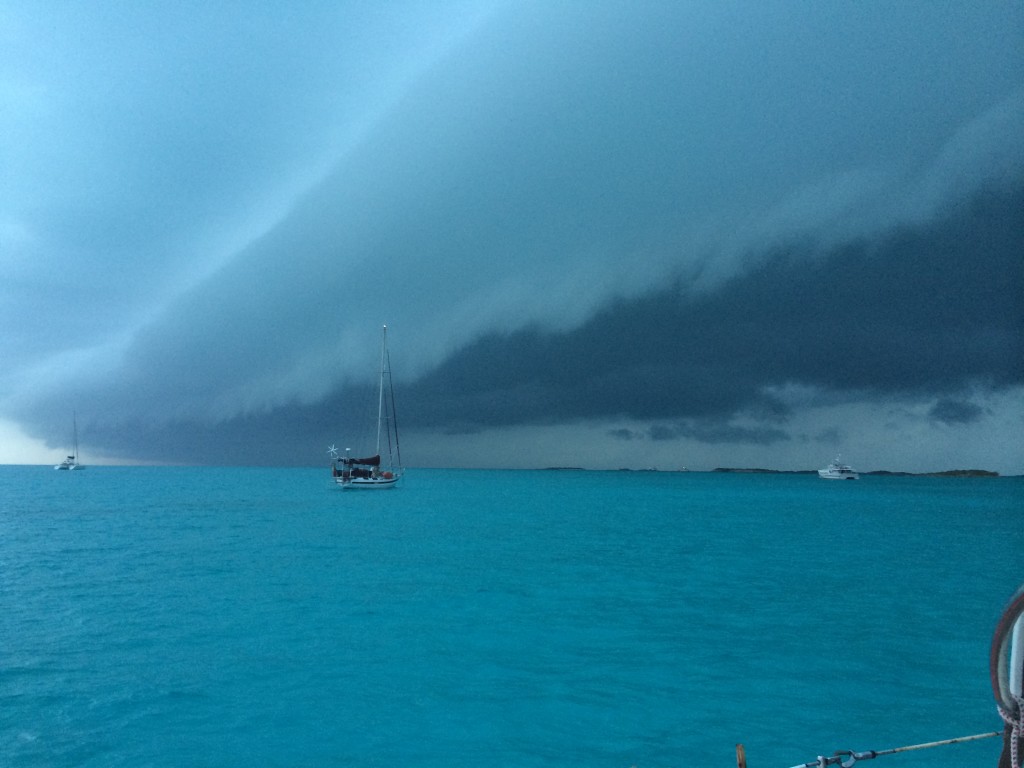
[2,1,1022,473]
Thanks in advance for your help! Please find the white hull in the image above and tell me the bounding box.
[336,474,400,489]
[818,470,858,480]
[55,462,85,470]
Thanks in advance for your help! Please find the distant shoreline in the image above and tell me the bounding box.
[541,466,1003,477]
[714,468,1001,477]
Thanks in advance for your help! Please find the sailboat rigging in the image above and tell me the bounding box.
[329,325,403,489]
[55,413,86,470]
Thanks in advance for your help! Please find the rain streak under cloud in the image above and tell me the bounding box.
[1,1,1022,472]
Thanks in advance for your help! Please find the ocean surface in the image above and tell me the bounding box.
[1,467,1020,768]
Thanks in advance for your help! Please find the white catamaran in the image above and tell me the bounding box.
[55,413,86,470]
[330,325,403,489]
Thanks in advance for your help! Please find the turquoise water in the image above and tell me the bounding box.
[1,467,1020,767]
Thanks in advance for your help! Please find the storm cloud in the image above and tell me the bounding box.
[1,1,1022,471]
[401,184,1023,429]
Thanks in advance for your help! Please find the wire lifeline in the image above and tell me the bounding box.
[785,730,1002,768]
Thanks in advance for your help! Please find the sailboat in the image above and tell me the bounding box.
[330,325,403,489]
[54,413,86,470]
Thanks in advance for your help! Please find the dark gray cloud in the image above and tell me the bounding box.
[647,422,790,446]
[929,399,986,425]
[399,184,1023,428]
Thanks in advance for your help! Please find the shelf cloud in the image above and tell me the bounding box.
[2,1,1022,472]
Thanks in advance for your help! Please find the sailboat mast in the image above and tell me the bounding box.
[376,325,387,456]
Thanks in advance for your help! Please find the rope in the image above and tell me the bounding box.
[992,585,1024,768]
[785,730,1001,768]
[998,694,1023,768]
